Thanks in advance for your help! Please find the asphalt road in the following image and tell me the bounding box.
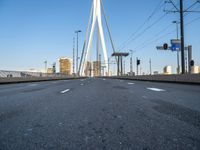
[0,78,200,150]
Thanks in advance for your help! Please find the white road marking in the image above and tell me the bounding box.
[28,84,38,87]
[103,79,106,81]
[128,82,135,85]
[80,83,84,86]
[60,89,70,94]
[147,88,166,92]
[142,96,148,99]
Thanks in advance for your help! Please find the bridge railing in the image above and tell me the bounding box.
[0,70,72,78]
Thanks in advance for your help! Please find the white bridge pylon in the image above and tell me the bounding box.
[79,0,109,76]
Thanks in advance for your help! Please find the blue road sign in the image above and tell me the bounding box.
[171,39,181,52]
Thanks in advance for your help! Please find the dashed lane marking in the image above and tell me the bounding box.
[128,82,135,85]
[60,89,70,94]
[28,84,38,87]
[147,88,166,92]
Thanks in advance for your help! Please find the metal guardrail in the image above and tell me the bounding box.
[0,70,72,78]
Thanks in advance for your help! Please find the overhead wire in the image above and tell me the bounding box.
[117,0,164,51]
[132,15,200,52]
[119,0,180,51]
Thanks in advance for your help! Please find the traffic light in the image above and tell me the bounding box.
[163,43,168,50]
[137,59,141,66]
[190,60,194,67]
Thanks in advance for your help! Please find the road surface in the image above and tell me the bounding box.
[0,78,200,150]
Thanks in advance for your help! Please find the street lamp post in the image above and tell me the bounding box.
[129,50,135,75]
[172,21,180,74]
[180,0,185,74]
[44,61,47,73]
[44,60,47,77]
[149,58,152,75]
[75,30,82,76]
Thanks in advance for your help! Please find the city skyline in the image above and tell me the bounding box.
[0,0,200,74]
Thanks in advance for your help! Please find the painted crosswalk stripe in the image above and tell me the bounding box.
[147,88,166,92]
[60,89,70,94]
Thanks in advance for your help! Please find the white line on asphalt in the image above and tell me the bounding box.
[142,96,148,99]
[80,84,84,86]
[103,79,106,81]
[60,89,70,94]
[28,84,38,87]
[147,88,166,92]
[128,82,135,85]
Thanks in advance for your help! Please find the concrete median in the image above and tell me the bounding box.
[0,77,87,84]
[107,74,200,84]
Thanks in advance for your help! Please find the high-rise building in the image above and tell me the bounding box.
[47,68,54,74]
[93,61,101,77]
[191,66,200,74]
[163,66,172,75]
[84,61,92,77]
[59,57,72,75]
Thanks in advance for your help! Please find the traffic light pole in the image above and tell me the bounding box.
[149,59,152,75]
[180,0,185,74]
[73,37,75,74]
[164,0,200,74]
[136,58,138,76]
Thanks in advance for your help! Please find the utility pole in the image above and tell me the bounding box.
[172,20,180,74]
[73,37,75,75]
[44,61,47,74]
[75,30,82,76]
[123,60,126,75]
[136,58,139,76]
[185,54,188,73]
[165,0,200,74]
[99,54,102,76]
[129,50,133,74]
[149,58,152,75]
[188,45,192,74]
[180,0,185,74]
[108,58,110,76]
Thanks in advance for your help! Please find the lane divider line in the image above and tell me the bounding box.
[60,89,70,94]
[28,84,38,87]
[128,82,135,85]
[147,88,166,92]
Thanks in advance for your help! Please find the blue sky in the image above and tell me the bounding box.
[0,0,199,74]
